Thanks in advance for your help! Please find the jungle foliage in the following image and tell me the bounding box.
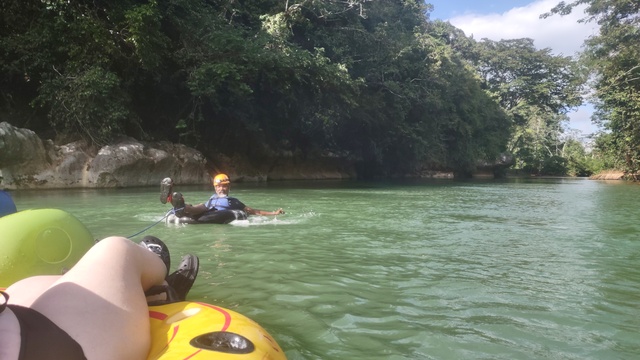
[544,0,640,177]
[0,0,593,177]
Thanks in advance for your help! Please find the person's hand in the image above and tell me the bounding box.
[274,208,285,215]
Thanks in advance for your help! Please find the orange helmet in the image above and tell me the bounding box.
[212,173,230,185]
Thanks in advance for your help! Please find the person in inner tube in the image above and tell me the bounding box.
[161,173,284,218]
[0,235,196,360]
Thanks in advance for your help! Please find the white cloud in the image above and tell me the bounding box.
[447,0,599,57]
[565,104,599,136]
[446,0,601,135]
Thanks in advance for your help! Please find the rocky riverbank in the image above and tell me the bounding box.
[0,122,520,189]
[589,170,625,180]
[0,122,359,189]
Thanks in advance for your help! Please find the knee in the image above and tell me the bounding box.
[99,236,131,245]
[91,236,134,254]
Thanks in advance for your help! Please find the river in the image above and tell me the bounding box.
[9,178,640,359]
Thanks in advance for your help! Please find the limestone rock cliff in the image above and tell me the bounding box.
[0,122,209,189]
[0,122,358,189]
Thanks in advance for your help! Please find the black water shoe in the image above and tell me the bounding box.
[170,192,186,217]
[140,235,171,276]
[166,254,199,301]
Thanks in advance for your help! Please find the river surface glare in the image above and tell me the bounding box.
[11,178,640,359]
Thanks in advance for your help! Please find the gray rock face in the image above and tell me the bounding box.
[0,122,50,172]
[0,122,209,189]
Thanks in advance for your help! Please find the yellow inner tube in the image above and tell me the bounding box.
[148,301,285,359]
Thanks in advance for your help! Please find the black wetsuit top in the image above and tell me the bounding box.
[1,291,87,360]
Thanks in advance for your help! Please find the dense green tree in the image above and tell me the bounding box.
[0,0,514,178]
[562,138,589,176]
[271,2,511,175]
[464,38,584,174]
[0,0,184,143]
[544,0,640,176]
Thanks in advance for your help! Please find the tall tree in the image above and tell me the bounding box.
[272,1,511,175]
[544,0,640,175]
[466,38,585,174]
[0,0,514,178]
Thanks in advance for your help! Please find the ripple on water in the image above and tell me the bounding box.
[11,180,640,359]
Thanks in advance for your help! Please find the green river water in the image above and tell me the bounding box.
[9,178,640,359]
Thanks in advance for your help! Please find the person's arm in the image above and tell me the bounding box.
[244,206,285,216]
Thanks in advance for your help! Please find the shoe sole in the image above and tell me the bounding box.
[160,178,173,204]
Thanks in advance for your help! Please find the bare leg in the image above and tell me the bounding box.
[6,236,167,360]
[5,275,59,306]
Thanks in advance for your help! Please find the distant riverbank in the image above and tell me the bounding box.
[589,170,625,180]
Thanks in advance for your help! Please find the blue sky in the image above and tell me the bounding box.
[427,0,535,20]
[424,0,600,138]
